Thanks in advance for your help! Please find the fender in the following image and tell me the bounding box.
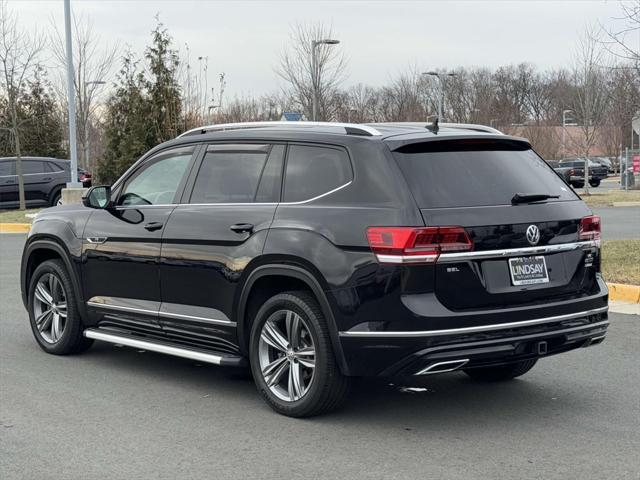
[237,264,351,376]
[21,238,87,319]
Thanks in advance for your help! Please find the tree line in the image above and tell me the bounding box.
[1,0,638,195]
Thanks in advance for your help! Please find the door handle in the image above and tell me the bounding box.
[144,222,163,232]
[230,223,254,234]
[43,177,52,181]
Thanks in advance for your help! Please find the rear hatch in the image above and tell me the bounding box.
[391,137,600,311]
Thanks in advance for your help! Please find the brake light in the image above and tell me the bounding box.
[579,215,601,242]
[366,226,473,264]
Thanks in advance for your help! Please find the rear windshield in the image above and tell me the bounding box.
[392,140,578,208]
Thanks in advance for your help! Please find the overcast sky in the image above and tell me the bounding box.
[13,0,627,99]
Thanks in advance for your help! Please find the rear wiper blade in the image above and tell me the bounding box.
[511,193,560,204]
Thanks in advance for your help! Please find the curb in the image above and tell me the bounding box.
[607,282,640,303]
[0,223,31,233]
[612,201,640,207]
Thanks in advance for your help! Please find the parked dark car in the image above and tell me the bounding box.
[20,122,608,417]
[548,160,585,188]
[591,157,614,174]
[559,158,607,187]
[0,157,92,209]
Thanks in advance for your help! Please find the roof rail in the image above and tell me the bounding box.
[178,121,382,138]
[366,122,503,135]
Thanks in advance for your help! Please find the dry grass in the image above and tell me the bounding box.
[580,190,640,207]
[601,240,640,285]
[0,208,42,224]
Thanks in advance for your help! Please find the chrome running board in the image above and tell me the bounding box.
[83,328,245,367]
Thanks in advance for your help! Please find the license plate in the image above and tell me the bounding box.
[508,256,549,286]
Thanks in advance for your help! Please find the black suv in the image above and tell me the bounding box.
[20,122,608,417]
[0,156,92,209]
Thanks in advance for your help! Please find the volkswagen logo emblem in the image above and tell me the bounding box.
[526,225,540,245]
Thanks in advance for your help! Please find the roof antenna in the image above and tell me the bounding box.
[426,116,439,133]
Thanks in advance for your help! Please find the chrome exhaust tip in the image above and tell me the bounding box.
[583,335,606,348]
[414,359,470,376]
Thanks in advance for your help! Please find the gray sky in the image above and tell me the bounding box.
[13,0,626,99]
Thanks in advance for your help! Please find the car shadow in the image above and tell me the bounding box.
[76,342,596,430]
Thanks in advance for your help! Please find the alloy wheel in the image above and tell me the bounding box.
[32,273,67,344]
[258,309,316,402]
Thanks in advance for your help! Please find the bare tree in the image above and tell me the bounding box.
[0,0,45,210]
[276,23,348,121]
[571,27,610,194]
[600,1,640,73]
[50,13,118,171]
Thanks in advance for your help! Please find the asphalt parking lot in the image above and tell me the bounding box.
[1,233,639,480]
[593,206,640,240]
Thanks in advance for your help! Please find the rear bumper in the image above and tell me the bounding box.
[387,314,607,377]
[338,280,608,376]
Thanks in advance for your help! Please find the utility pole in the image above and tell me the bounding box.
[423,71,456,122]
[562,109,574,159]
[311,39,339,121]
[63,0,81,189]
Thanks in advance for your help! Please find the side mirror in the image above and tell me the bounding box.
[82,185,112,209]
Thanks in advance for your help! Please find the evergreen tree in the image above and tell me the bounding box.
[20,66,67,158]
[0,66,66,158]
[145,19,182,143]
[97,18,184,183]
[97,51,152,184]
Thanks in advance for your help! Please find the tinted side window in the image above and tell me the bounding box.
[190,146,270,204]
[0,161,14,176]
[119,148,193,206]
[22,161,46,174]
[284,145,352,203]
[255,144,284,203]
[46,161,65,172]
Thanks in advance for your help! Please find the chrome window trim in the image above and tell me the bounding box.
[87,301,236,326]
[280,180,352,205]
[339,306,609,338]
[110,180,353,209]
[437,240,598,263]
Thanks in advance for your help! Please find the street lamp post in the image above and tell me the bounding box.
[562,109,574,159]
[423,71,456,122]
[63,0,81,188]
[311,39,340,121]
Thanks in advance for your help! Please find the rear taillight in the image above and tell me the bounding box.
[366,226,473,264]
[579,215,601,242]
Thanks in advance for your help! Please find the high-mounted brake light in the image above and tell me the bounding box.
[366,226,473,264]
[579,215,601,242]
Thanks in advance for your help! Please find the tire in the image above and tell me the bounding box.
[463,359,537,382]
[589,179,601,188]
[571,181,584,189]
[51,189,62,207]
[249,290,350,417]
[27,259,93,355]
